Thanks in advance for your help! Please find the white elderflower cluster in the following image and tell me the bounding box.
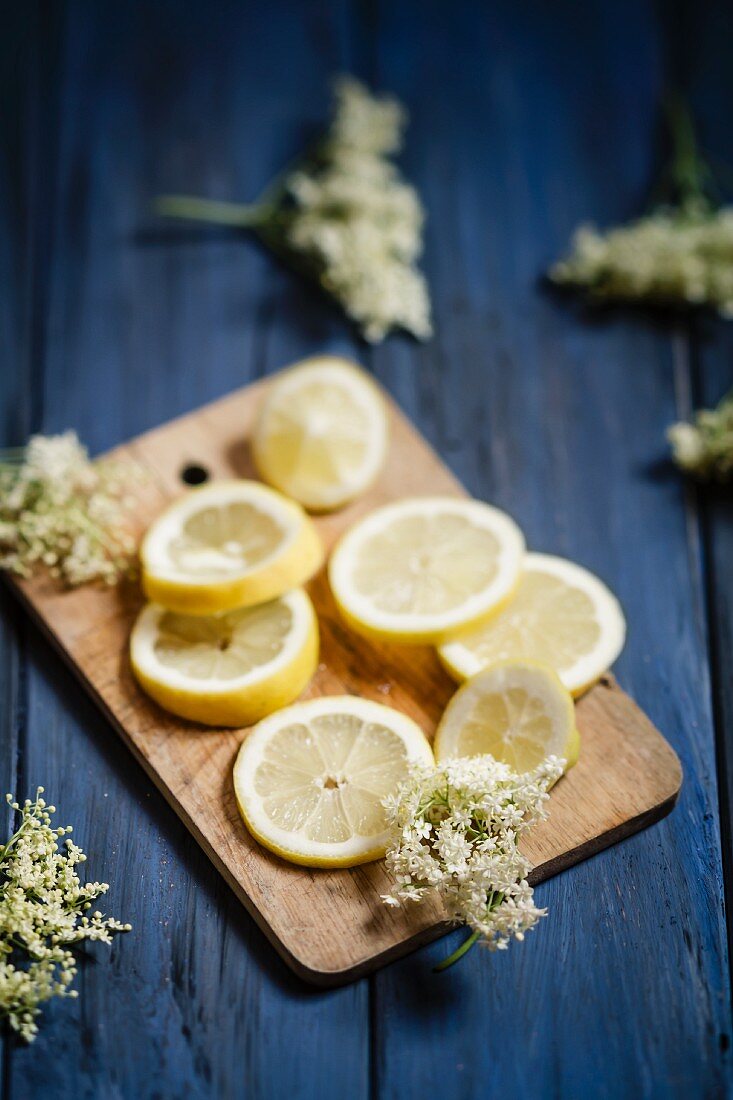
[0,430,139,586]
[382,755,563,957]
[668,390,733,481]
[328,74,405,156]
[284,77,432,343]
[156,76,432,343]
[0,789,131,1042]
[550,206,733,316]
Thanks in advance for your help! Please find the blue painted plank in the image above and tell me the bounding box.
[679,0,733,999]
[3,0,732,1097]
[0,6,66,1088]
[368,2,731,1097]
[1,2,370,1097]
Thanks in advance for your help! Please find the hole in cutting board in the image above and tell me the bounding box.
[180,463,210,486]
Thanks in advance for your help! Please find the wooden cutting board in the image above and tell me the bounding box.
[8,374,683,986]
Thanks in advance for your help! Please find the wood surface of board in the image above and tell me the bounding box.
[8,376,683,985]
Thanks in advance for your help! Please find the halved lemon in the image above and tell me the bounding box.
[439,553,626,696]
[328,496,525,644]
[234,696,434,867]
[434,660,579,772]
[252,357,389,511]
[141,480,324,615]
[130,589,318,727]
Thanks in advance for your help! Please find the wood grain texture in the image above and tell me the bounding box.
[1,0,731,1096]
[8,376,682,983]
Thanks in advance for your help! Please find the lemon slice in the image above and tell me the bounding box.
[434,660,579,772]
[328,497,525,644]
[252,357,389,511]
[141,480,324,615]
[130,589,318,727]
[234,696,434,867]
[439,553,626,696]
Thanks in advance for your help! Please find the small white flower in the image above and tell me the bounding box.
[0,432,141,586]
[281,77,432,343]
[551,206,733,319]
[0,790,130,1041]
[667,391,733,481]
[382,754,563,960]
[667,423,705,469]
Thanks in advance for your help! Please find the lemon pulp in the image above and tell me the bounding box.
[328,497,525,644]
[152,600,295,679]
[253,357,388,511]
[439,553,625,695]
[234,696,434,866]
[130,589,318,727]
[167,501,286,577]
[434,660,579,773]
[141,480,323,615]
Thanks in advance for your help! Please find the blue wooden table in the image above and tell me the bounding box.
[2,2,732,1096]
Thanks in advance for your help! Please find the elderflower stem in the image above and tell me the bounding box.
[433,929,481,972]
[154,195,271,227]
[665,95,713,214]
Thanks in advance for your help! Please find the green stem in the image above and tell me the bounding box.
[153,195,270,228]
[0,815,32,867]
[664,95,713,213]
[433,929,481,972]
[154,136,327,233]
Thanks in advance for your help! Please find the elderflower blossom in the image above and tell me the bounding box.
[284,77,432,343]
[550,206,733,316]
[0,430,139,586]
[668,391,733,480]
[382,755,563,952]
[156,76,432,343]
[0,789,130,1041]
